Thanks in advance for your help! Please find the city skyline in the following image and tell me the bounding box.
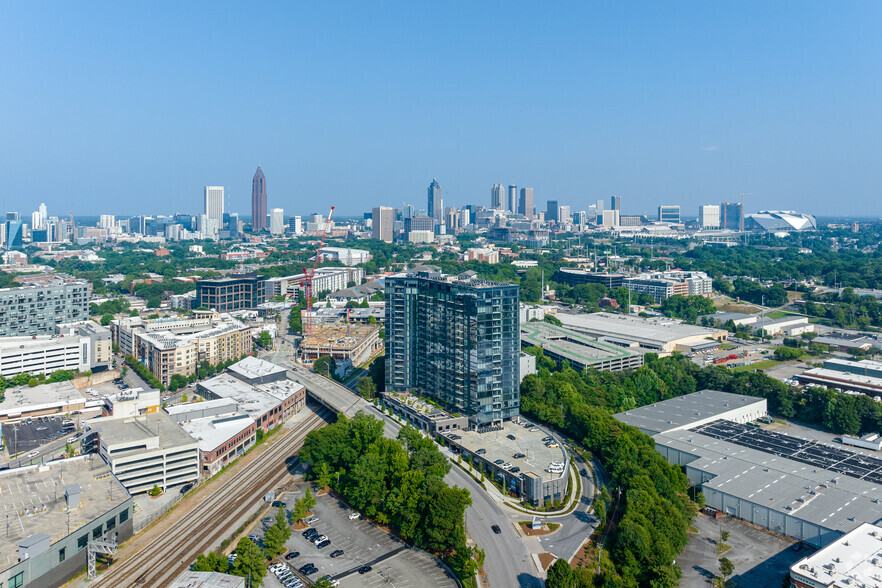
[1,3,880,216]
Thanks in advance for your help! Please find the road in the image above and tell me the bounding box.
[270,355,545,588]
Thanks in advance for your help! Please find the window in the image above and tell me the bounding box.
[92,526,102,539]
[78,535,88,550]
[106,516,116,531]
[10,572,23,588]
[119,508,128,523]
[59,547,66,562]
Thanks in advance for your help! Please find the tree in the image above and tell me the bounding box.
[192,551,229,573]
[315,461,333,490]
[302,487,316,511]
[313,356,337,378]
[357,377,377,400]
[774,347,802,361]
[312,578,335,588]
[100,313,114,326]
[257,330,272,348]
[719,556,734,582]
[263,507,291,557]
[230,537,266,585]
[546,558,576,588]
[168,374,188,391]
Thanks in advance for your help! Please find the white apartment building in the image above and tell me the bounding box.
[0,321,111,378]
[86,411,199,494]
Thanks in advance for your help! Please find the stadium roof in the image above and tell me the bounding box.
[745,210,817,232]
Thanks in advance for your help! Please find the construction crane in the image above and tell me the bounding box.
[300,206,335,336]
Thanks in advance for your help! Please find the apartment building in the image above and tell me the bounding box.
[624,270,712,302]
[263,267,364,300]
[0,282,90,336]
[194,272,266,311]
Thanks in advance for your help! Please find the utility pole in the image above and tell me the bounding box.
[761,294,766,343]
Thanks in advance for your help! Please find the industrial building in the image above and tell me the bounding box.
[197,362,305,433]
[555,312,727,353]
[520,322,644,372]
[101,388,161,417]
[0,321,111,378]
[0,456,133,588]
[174,402,257,477]
[299,324,382,368]
[86,411,200,494]
[790,523,882,588]
[170,571,246,588]
[616,391,882,549]
[0,282,91,337]
[701,312,813,337]
[317,247,371,266]
[0,380,91,422]
[796,358,882,398]
[385,270,520,429]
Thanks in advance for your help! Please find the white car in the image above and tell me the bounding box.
[313,535,328,545]
[27,451,39,458]
[348,512,361,520]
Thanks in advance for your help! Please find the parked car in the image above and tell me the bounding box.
[507,434,516,440]
[316,539,331,549]
[180,482,195,494]
[510,467,520,474]
[313,535,328,545]
[348,512,361,520]
[493,459,504,465]
[358,565,373,574]
[475,448,486,455]
[330,549,344,558]
[285,551,300,559]
[513,453,525,459]
[272,500,286,508]
[491,524,501,534]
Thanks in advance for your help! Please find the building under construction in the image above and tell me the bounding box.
[299,324,382,367]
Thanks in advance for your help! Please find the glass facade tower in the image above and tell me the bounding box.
[385,271,520,430]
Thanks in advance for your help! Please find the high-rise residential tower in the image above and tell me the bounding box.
[519,187,534,218]
[385,270,520,429]
[611,195,621,212]
[507,185,518,213]
[491,184,504,210]
[427,179,443,222]
[251,166,267,232]
[204,186,224,224]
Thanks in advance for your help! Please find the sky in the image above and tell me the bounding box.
[1,1,880,219]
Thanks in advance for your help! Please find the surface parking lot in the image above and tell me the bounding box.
[3,416,75,454]
[271,490,456,588]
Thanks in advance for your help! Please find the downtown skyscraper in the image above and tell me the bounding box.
[385,270,520,429]
[251,165,267,232]
[204,186,224,224]
[491,184,504,210]
[518,187,533,218]
[427,178,443,223]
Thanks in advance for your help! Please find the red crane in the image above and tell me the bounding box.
[300,206,335,336]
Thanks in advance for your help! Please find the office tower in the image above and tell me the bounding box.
[721,201,744,231]
[6,212,20,222]
[427,178,443,222]
[372,206,394,243]
[546,200,559,223]
[251,165,267,232]
[99,215,115,230]
[519,187,534,218]
[507,185,518,213]
[385,270,520,429]
[698,205,721,229]
[658,205,681,223]
[197,214,219,239]
[611,195,621,212]
[491,184,504,210]
[204,186,224,224]
[601,209,620,227]
[195,272,266,311]
[269,208,285,235]
[289,216,303,235]
[31,211,42,231]
[573,210,587,226]
[445,207,459,231]
[5,220,23,249]
[38,203,47,226]
[403,203,414,219]
[0,282,90,336]
[405,215,434,233]
[558,205,571,224]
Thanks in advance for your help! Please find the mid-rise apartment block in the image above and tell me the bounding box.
[0,282,90,337]
[624,270,713,302]
[0,321,111,377]
[263,267,364,300]
[385,270,520,429]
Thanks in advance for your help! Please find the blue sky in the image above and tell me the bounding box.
[1,1,880,218]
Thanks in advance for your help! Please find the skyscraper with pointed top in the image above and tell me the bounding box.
[427,178,443,223]
[251,165,267,232]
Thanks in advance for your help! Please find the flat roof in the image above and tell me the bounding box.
[798,368,882,391]
[658,428,882,535]
[790,523,882,586]
[555,312,724,346]
[200,374,302,418]
[0,381,87,416]
[614,390,765,435]
[0,456,130,565]
[703,312,755,322]
[87,411,197,456]
[520,322,635,363]
[452,420,567,485]
[169,571,246,588]
[164,398,238,417]
[226,356,287,382]
[180,413,254,453]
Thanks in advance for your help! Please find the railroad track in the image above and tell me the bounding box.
[98,408,331,587]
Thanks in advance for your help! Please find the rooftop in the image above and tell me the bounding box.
[0,381,87,416]
[0,456,130,568]
[790,523,882,587]
[169,571,246,588]
[614,390,766,435]
[555,312,724,346]
[164,398,239,418]
[226,356,287,383]
[520,322,636,364]
[199,374,303,418]
[300,324,380,351]
[86,411,197,457]
[180,413,254,453]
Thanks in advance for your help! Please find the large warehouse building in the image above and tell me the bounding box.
[555,312,727,353]
[520,322,644,372]
[615,390,882,549]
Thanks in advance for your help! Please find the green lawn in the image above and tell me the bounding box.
[763,310,796,319]
[731,359,781,372]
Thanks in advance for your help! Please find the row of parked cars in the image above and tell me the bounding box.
[269,562,307,587]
